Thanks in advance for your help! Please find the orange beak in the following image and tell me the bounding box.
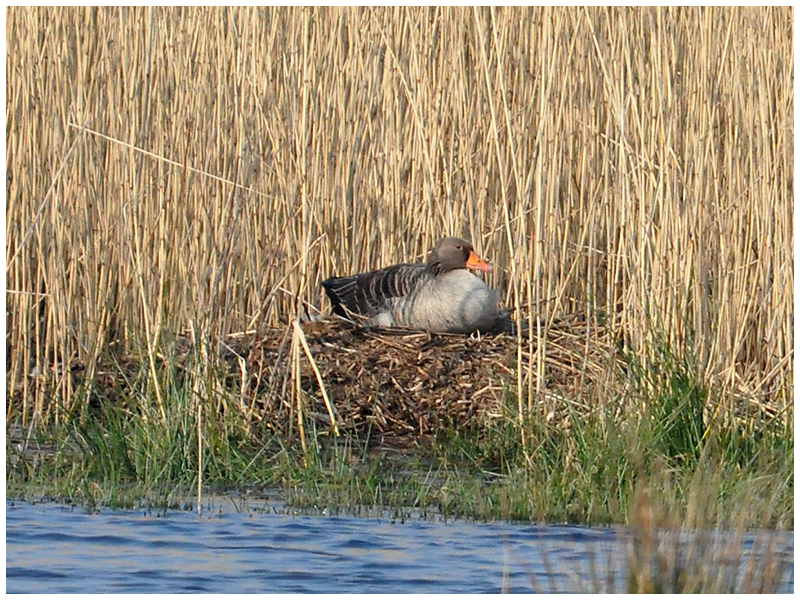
[466,250,492,273]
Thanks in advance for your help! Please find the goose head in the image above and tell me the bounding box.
[427,237,492,276]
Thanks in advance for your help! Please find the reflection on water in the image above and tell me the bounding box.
[6,499,793,593]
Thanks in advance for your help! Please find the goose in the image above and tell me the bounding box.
[321,237,506,334]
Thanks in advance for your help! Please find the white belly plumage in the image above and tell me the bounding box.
[377,270,499,333]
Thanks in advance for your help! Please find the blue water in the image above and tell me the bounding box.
[6,499,793,593]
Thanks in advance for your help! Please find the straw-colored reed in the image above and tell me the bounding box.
[6,7,793,432]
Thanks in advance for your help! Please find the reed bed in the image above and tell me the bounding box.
[6,6,793,519]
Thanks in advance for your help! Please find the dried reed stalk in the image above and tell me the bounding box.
[6,7,792,432]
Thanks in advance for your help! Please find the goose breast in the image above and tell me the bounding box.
[392,270,499,333]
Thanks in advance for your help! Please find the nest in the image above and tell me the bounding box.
[210,314,619,442]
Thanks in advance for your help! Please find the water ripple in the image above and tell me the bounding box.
[6,500,793,593]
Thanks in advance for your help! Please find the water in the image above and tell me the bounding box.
[6,499,793,593]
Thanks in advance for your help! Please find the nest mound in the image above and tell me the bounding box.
[213,314,617,440]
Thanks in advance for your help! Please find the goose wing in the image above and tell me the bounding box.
[321,263,427,319]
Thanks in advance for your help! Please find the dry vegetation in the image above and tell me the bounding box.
[201,313,614,442]
[6,7,793,439]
